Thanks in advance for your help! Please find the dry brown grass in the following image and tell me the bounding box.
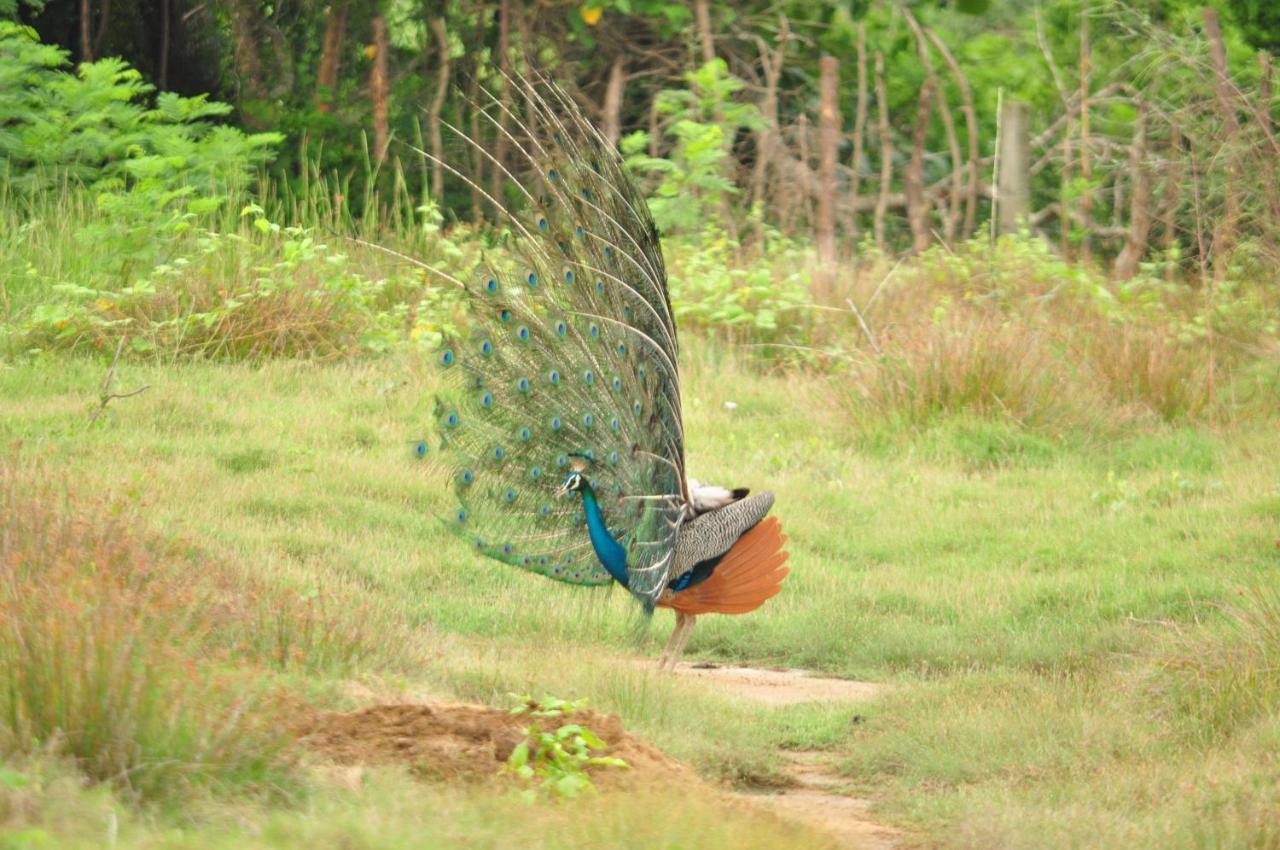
[830,238,1279,433]
[0,455,287,802]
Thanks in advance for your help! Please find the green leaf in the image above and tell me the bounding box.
[507,741,529,770]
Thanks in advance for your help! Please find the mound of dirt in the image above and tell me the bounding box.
[294,702,686,788]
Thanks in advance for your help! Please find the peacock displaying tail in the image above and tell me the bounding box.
[421,73,789,669]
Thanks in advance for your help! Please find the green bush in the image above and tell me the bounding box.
[12,205,465,360]
[0,22,281,282]
[622,59,764,236]
[0,22,280,192]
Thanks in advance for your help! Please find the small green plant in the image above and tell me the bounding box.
[1091,470,1141,513]
[622,59,764,236]
[503,695,628,799]
[1091,468,1220,512]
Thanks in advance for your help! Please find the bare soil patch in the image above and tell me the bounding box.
[670,662,885,706]
[742,750,902,850]
[294,702,687,788]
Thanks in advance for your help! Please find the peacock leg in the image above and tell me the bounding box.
[671,613,697,668]
[661,613,697,671]
[658,611,688,670]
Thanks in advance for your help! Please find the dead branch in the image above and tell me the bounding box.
[89,337,150,426]
[905,9,961,243]
[873,50,892,253]
[849,21,868,242]
[924,27,979,236]
[905,76,935,252]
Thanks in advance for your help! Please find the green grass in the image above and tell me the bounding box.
[1,348,1278,847]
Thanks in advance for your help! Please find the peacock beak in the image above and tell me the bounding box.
[554,482,572,499]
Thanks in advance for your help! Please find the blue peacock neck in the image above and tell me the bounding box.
[577,481,629,588]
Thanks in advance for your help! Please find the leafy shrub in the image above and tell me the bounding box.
[663,228,813,343]
[623,59,764,236]
[0,23,280,192]
[0,22,281,281]
[13,205,466,360]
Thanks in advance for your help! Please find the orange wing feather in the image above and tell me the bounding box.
[659,516,790,616]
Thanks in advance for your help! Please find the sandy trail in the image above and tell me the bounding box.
[667,662,900,849]
[667,661,886,705]
[745,750,901,850]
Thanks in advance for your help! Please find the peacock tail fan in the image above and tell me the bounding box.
[425,72,688,608]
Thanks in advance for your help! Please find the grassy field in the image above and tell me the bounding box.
[2,342,1278,848]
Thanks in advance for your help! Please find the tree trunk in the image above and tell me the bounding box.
[1078,1,1092,261]
[370,15,391,165]
[466,11,486,220]
[749,19,787,239]
[648,94,660,158]
[1059,113,1075,255]
[785,114,813,235]
[873,50,892,253]
[601,54,626,147]
[694,0,714,64]
[157,0,168,89]
[316,2,349,113]
[93,0,112,59]
[904,10,960,244]
[80,0,93,62]
[815,55,841,284]
[905,78,934,252]
[489,0,513,218]
[428,15,450,202]
[221,0,272,129]
[997,100,1031,235]
[1258,51,1278,262]
[1160,123,1184,280]
[850,22,868,243]
[1261,51,1274,136]
[1113,100,1152,279]
[1203,8,1240,283]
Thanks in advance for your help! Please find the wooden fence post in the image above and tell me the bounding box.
[815,55,841,296]
[997,100,1031,234]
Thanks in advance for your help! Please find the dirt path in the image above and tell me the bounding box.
[668,661,885,705]
[744,750,901,850]
[668,662,901,850]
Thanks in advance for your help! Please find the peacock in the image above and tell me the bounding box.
[418,73,790,670]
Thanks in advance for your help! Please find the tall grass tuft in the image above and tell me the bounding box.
[1159,585,1280,745]
[0,458,286,804]
[857,312,1103,434]
[837,236,1280,433]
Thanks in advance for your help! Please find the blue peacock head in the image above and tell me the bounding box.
[555,470,586,498]
[554,454,595,498]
